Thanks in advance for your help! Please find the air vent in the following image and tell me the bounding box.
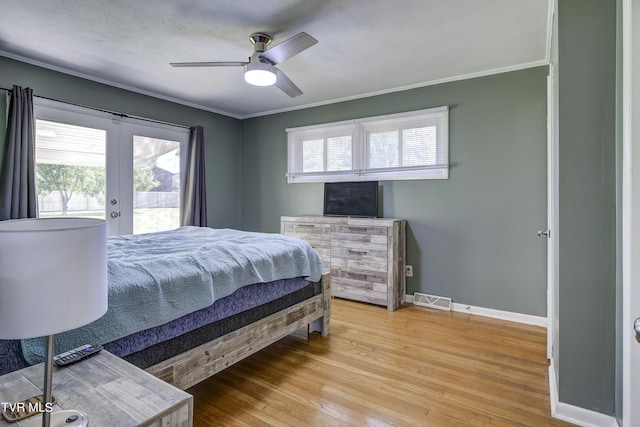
[413,292,452,311]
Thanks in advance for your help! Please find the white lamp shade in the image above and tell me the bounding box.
[0,218,107,339]
[244,62,277,86]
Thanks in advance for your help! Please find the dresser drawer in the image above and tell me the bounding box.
[330,246,388,272]
[330,224,388,243]
[282,222,331,273]
[331,269,388,306]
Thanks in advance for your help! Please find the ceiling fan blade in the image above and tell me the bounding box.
[260,32,317,65]
[170,61,248,67]
[274,68,303,97]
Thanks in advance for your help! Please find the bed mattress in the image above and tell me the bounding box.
[0,277,317,375]
[123,278,318,369]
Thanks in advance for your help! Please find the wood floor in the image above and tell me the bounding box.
[187,298,575,426]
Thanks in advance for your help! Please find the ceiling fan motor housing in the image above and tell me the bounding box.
[249,33,272,54]
[245,35,277,87]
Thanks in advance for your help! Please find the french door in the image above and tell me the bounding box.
[34,99,189,236]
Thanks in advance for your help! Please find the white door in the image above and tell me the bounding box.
[623,0,640,425]
[34,99,188,236]
[546,1,560,389]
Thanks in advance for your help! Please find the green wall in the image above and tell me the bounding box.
[558,0,617,414]
[241,67,549,317]
[0,56,242,229]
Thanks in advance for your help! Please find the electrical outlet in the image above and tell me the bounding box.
[405,265,413,277]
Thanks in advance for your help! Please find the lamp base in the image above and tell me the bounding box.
[18,410,88,427]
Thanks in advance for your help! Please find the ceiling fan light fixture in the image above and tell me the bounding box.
[244,62,276,86]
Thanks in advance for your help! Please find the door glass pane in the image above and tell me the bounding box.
[133,136,180,234]
[35,120,106,219]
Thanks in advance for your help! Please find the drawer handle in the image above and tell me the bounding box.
[348,272,368,280]
[348,249,368,255]
[347,227,367,232]
[297,224,315,228]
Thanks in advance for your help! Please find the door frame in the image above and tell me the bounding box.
[546,0,560,388]
[622,0,640,425]
[546,63,558,363]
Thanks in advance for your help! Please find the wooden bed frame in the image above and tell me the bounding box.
[145,274,331,390]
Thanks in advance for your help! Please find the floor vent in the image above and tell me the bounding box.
[413,292,452,311]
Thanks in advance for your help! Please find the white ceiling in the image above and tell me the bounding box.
[0,0,551,119]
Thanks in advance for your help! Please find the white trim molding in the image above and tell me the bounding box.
[405,294,546,327]
[548,361,619,427]
[451,302,547,327]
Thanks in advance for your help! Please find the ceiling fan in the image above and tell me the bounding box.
[170,32,317,97]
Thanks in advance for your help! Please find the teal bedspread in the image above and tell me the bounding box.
[22,227,322,364]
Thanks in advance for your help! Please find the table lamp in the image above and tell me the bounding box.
[0,218,107,427]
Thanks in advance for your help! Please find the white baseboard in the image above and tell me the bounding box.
[548,360,619,427]
[405,294,547,327]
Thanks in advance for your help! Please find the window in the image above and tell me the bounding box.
[287,106,448,183]
[34,99,189,236]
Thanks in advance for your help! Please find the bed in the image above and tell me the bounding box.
[0,226,331,390]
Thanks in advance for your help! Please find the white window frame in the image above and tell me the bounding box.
[286,106,449,183]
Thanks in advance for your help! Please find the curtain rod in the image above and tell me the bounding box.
[1,86,191,130]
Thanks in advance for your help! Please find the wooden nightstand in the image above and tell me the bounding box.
[0,350,192,427]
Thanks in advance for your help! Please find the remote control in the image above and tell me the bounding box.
[53,344,103,366]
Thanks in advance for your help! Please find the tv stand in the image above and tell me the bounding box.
[281,216,406,311]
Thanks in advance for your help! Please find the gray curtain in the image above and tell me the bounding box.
[181,125,207,226]
[0,86,37,220]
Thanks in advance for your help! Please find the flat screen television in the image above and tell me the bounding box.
[323,181,379,218]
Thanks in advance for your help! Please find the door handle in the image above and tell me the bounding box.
[537,229,550,238]
[635,318,640,341]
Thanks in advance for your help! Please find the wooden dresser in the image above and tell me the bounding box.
[281,216,406,311]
